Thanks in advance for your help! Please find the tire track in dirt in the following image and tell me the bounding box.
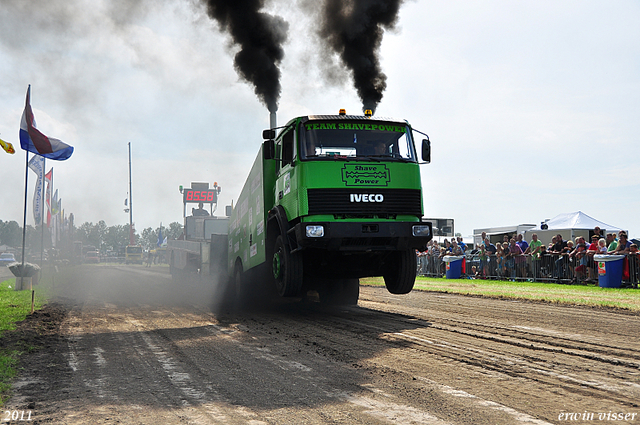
[60,303,273,424]
[53,300,459,424]
[354,291,640,411]
[124,306,454,424]
[199,301,556,424]
[226,288,639,423]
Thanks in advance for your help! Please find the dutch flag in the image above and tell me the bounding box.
[20,85,73,161]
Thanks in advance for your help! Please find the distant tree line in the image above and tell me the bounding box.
[0,219,183,254]
[0,219,34,248]
[72,221,184,252]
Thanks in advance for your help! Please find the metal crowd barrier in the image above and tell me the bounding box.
[416,252,639,288]
[416,254,445,278]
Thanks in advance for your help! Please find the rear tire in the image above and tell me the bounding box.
[217,262,246,311]
[234,262,246,303]
[319,278,360,306]
[383,249,417,294]
[272,235,303,297]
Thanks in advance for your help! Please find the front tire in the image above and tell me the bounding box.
[383,249,417,294]
[272,235,303,297]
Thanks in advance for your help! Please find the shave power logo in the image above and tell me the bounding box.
[342,164,390,186]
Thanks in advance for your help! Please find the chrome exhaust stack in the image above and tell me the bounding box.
[270,111,277,129]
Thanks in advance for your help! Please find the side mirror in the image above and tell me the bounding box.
[421,138,431,164]
[263,139,275,160]
[262,129,276,140]
[225,205,232,217]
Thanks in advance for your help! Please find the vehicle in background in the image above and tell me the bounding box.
[125,245,143,264]
[85,251,100,264]
[0,252,17,266]
[72,241,83,265]
[167,182,229,284]
[105,250,119,263]
[117,246,126,263]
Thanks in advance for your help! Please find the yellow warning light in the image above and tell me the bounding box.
[364,109,373,118]
[339,109,346,115]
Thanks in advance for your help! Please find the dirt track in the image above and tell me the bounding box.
[3,265,640,424]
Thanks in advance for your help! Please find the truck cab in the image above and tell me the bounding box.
[125,245,143,264]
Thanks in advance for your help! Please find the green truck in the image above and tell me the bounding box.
[228,110,432,305]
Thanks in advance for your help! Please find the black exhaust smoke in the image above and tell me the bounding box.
[202,0,288,113]
[318,0,404,115]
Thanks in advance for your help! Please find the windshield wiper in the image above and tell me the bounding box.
[368,154,413,163]
[344,156,380,162]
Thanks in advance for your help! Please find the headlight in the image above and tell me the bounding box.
[305,225,325,238]
[412,225,431,237]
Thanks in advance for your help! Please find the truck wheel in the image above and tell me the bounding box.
[234,262,246,303]
[383,249,417,294]
[319,279,359,306]
[272,235,303,297]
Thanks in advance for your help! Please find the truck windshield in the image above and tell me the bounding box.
[299,120,417,162]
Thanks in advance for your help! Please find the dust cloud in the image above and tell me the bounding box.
[38,265,223,311]
[35,264,283,315]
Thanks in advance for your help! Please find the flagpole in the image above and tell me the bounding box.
[50,170,54,248]
[128,142,134,245]
[40,158,45,267]
[19,151,29,291]
[49,168,53,230]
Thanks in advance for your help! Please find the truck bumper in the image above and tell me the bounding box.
[291,221,432,252]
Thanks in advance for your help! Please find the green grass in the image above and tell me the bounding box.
[0,278,45,333]
[361,276,640,311]
[0,352,17,405]
[0,277,47,406]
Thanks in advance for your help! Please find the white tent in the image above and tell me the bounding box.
[473,224,536,246]
[524,211,626,246]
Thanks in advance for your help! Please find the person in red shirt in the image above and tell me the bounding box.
[586,234,600,281]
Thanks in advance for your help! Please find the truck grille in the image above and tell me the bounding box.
[307,188,422,217]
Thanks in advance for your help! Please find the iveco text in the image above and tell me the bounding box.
[350,194,384,202]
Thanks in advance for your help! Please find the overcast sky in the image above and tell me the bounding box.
[1,0,639,240]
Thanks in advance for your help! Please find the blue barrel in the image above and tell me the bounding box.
[444,256,464,279]
[594,255,625,288]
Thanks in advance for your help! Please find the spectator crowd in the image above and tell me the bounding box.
[416,226,638,288]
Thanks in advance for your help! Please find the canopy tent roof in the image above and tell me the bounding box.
[530,211,624,233]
